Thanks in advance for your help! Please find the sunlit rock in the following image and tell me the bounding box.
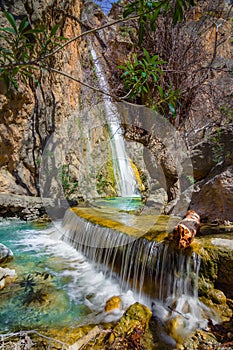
[191,165,233,223]
[107,302,153,349]
[105,296,121,312]
[0,243,13,263]
[0,267,17,290]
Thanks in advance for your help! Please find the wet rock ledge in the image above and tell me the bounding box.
[0,193,53,221]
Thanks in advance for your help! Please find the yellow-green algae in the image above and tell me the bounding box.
[191,232,233,321]
[70,206,180,242]
[129,159,145,192]
[76,302,154,350]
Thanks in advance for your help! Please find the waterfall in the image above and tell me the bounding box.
[91,47,138,197]
[62,210,198,299]
[62,209,217,343]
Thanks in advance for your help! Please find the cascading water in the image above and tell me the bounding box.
[91,47,138,197]
[62,209,217,345]
[0,220,137,334]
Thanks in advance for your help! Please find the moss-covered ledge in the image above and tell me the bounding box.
[70,206,180,242]
[66,207,233,322]
[192,233,233,321]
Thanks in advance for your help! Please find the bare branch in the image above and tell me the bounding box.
[38,64,134,101]
[38,14,143,62]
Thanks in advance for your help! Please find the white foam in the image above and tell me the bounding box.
[17,222,137,324]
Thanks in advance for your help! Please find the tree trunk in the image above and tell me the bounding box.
[173,210,200,249]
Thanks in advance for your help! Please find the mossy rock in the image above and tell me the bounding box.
[112,302,152,335]
[106,302,153,349]
[197,242,233,300]
[183,329,219,350]
[82,302,154,350]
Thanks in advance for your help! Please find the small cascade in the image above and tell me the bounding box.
[91,47,138,197]
[62,209,217,343]
[62,210,204,301]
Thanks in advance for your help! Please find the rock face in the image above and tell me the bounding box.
[191,164,233,222]
[0,0,83,197]
[197,238,233,322]
[189,125,233,223]
[0,193,54,220]
[167,126,233,222]
[191,125,233,181]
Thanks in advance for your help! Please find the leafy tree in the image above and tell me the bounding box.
[118,48,165,103]
[123,0,196,44]
[119,47,181,115]
[0,11,66,89]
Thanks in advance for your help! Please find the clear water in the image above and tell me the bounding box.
[0,220,136,333]
[93,196,143,211]
[0,218,218,346]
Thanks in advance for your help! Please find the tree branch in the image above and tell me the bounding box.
[38,14,143,62]
[37,64,134,101]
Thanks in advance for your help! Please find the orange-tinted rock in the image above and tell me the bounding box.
[105,296,121,312]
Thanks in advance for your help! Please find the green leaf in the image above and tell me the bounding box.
[4,11,17,33]
[168,103,176,116]
[57,36,68,41]
[152,73,158,82]
[23,28,44,35]
[0,27,17,35]
[138,18,146,46]
[19,17,29,33]
[50,24,59,37]
[157,85,164,97]
[11,77,19,90]
[150,7,161,31]
[142,48,150,61]
[123,2,138,18]
[173,2,183,23]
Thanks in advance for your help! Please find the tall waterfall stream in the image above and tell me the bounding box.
[91,47,139,197]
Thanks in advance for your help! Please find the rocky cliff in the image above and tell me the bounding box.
[0,0,233,222]
[0,0,83,196]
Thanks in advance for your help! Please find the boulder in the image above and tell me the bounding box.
[191,124,233,181]
[0,193,54,220]
[191,165,233,222]
[107,302,153,349]
[198,240,233,301]
[0,243,13,263]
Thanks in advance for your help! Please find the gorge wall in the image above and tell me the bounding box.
[0,0,83,197]
[0,0,233,222]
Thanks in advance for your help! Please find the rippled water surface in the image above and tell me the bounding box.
[0,220,135,333]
